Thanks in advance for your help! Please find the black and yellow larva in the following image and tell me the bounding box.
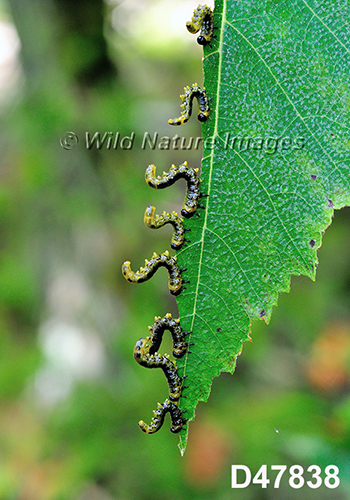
[132,313,191,433]
[148,313,191,359]
[145,161,204,218]
[138,398,188,434]
[133,338,184,401]
[186,4,215,46]
[122,250,185,296]
[123,93,209,434]
[144,205,189,250]
[168,83,210,126]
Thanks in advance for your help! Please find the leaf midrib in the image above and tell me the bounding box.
[181,1,227,382]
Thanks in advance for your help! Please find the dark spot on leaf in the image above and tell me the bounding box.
[259,309,266,317]
[328,199,334,208]
[311,174,317,180]
[216,328,222,333]
[309,239,316,248]
[330,132,334,137]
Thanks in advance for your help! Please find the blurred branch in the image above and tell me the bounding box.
[7,0,116,91]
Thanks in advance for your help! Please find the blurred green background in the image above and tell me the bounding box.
[1,0,350,498]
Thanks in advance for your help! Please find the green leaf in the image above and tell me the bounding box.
[176,0,350,453]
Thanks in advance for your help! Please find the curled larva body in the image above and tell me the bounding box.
[144,205,185,250]
[122,250,183,295]
[138,398,188,434]
[148,313,190,358]
[133,338,183,401]
[168,83,210,126]
[186,4,214,46]
[145,161,201,218]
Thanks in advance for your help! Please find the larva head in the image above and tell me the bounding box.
[198,112,209,122]
[197,35,210,45]
[181,206,196,218]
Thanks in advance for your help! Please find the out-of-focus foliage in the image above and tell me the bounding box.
[0,0,349,498]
